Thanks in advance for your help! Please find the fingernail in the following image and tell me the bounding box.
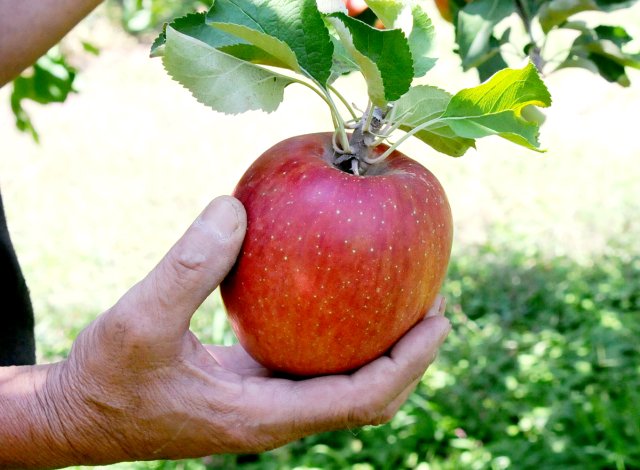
[438,319,451,345]
[438,297,447,316]
[204,197,241,240]
[425,295,445,319]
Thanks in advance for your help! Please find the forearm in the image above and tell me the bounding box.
[0,0,104,87]
[0,362,122,469]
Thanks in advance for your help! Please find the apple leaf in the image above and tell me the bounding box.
[475,33,511,82]
[456,0,515,70]
[327,12,413,106]
[328,36,360,83]
[162,26,295,114]
[151,13,239,57]
[440,62,552,151]
[538,0,638,33]
[555,24,640,86]
[393,86,475,157]
[365,0,437,77]
[206,0,334,86]
[150,13,292,68]
[11,50,77,143]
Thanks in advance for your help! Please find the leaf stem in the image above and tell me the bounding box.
[291,76,351,153]
[328,84,358,120]
[369,116,442,163]
[362,101,374,132]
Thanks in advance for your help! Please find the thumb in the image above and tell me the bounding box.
[112,196,246,342]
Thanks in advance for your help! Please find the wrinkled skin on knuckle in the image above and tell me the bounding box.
[375,405,398,426]
[165,244,208,290]
[343,398,385,428]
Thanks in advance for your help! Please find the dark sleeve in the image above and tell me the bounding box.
[0,191,36,365]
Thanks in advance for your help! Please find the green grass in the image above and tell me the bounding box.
[2,4,640,469]
[65,243,640,470]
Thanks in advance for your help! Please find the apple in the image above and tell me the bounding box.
[344,0,369,17]
[435,0,473,23]
[158,0,550,377]
[221,133,453,376]
[434,0,453,22]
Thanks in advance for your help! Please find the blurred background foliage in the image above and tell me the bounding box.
[2,1,640,469]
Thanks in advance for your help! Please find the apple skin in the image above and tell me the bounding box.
[344,0,369,17]
[221,133,453,376]
[435,0,473,23]
[435,0,454,22]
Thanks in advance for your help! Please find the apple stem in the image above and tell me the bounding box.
[332,104,393,175]
[350,158,360,176]
[362,101,374,132]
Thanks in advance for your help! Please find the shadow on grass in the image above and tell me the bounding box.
[128,241,640,470]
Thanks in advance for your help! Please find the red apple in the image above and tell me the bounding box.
[344,0,369,17]
[221,133,453,376]
[434,0,453,22]
[435,0,473,23]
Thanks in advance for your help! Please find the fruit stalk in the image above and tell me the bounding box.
[333,104,391,175]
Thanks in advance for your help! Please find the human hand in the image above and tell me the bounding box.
[41,196,451,466]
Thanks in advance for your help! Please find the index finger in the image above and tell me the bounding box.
[243,313,451,442]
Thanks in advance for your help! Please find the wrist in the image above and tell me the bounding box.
[0,360,127,468]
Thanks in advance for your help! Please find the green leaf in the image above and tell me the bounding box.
[556,24,640,86]
[393,85,475,157]
[151,12,243,57]
[538,0,637,33]
[365,0,437,77]
[81,41,100,56]
[151,13,292,68]
[10,49,77,142]
[328,35,360,83]
[161,25,295,114]
[327,12,413,106]
[538,0,597,33]
[476,34,510,82]
[206,0,333,85]
[440,62,552,151]
[407,3,437,76]
[456,0,515,70]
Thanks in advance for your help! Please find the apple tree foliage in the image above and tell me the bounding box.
[151,0,551,163]
[9,48,78,143]
[5,0,205,142]
[434,0,640,84]
[7,0,639,142]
